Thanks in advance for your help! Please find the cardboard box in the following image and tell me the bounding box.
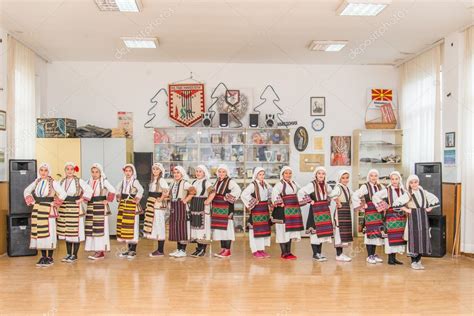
[36,118,77,138]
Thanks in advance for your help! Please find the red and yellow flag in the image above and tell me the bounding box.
[371,89,393,102]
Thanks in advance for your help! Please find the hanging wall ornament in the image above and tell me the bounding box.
[294,126,309,152]
[168,73,205,127]
[208,82,230,126]
[216,89,249,128]
[144,88,168,128]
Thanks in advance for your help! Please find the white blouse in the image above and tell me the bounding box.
[60,177,93,200]
[398,188,440,209]
[271,180,299,204]
[24,178,67,200]
[330,183,352,203]
[241,181,272,208]
[191,178,212,198]
[298,181,333,201]
[116,178,144,198]
[170,180,193,201]
[87,178,116,198]
[372,186,406,207]
[149,178,169,193]
[352,182,383,209]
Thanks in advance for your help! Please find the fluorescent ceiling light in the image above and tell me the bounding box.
[95,0,141,12]
[122,37,158,48]
[337,1,390,16]
[309,41,348,52]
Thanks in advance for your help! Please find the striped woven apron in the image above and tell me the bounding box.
[364,183,383,239]
[143,191,161,235]
[190,196,206,230]
[385,188,407,246]
[57,196,81,238]
[211,194,229,230]
[31,197,54,239]
[281,184,304,232]
[335,186,353,243]
[251,201,271,238]
[309,182,333,238]
[116,194,138,240]
[169,199,188,241]
[407,190,432,255]
[85,196,106,237]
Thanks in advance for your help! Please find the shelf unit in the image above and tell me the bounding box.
[352,129,403,236]
[154,127,291,232]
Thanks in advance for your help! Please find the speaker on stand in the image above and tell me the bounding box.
[426,215,446,257]
[415,162,442,216]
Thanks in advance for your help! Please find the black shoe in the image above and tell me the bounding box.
[67,255,78,263]
[61,255,71,262]
[196,248,206,257]
[46,257,54,266]
[393,258,404,265]
[190,250,201,257]
[36,257,46,267]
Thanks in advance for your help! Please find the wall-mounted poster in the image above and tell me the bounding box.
[444,149,456,166]
[294,126,309,152]
[310,97,325,116]
[169,83,205,127]
[330,136,351,166]
[313,137,324,151]
[117,112,133,138]
[300,154,325,172]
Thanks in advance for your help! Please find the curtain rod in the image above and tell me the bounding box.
[394,39,444,68]
[7,34,50,63]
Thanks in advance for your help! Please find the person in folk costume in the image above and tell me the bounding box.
[189,165,213,257]
[168,166,196,258]
[85,163,116,260]
[372,171,407,265]
[352,169,385,264]
[330,170,354,262]
[116,163,144,260]
[24,163,67,267]
[399,175,440,270]
[271,166,304,260]
[298,166,334,262]
[144,163,170,257]
[57,162,93,263]
[241,167,273,259]
[209,164,242,258]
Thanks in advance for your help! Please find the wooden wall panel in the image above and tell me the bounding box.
[442,183,462,255]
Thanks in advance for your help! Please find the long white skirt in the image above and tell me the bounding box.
[212,220,235,241]
[117,214,140,244]
[191,212,211,242]
[364,234,384,246]
[275,223,301,243]
[58,217,85,243]
[85,219,110,252]
[30,218,57,250]
[249,229,271,253]
[309,234,332,245]
[143,209,166,241]
[384,238,406,254]
[333,226,350,248]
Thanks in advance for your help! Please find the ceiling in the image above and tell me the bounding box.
[0,0,472,65]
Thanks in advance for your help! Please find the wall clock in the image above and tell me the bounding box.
[312,118,324,132]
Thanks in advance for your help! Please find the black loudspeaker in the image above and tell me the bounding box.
[415,162,442,216]
[249,113,259,128]
[9,160,37,215]
[133,152,153,211]
[219,113,229,127]
[426,215,446,257]
[265,114,275,128]
[7,215,37,257]
[202,113,212,127]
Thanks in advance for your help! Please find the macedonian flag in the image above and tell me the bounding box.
[371,89,393,102]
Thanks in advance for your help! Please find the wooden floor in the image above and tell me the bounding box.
[0,236,473,315]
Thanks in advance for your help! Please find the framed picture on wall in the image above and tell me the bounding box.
[330,136,351,166]
[445,132,455,148]
[310,97,325,116]
[0,111,6,131]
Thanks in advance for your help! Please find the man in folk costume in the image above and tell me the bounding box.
[57,162,93,263]
[116,163,144,260]
[298,167,334,262]
[85,163,116,260]
[373,171,407,265]
[168,166,196,258]
[352,169,385,264]
[189,165,213,257]
[330,170,354,262]
[209,164,241,258]
[24,163,67,267]
[144,163,170,257]
[399,175,440,270]
[241,167,273,259]
[271,166,304,260]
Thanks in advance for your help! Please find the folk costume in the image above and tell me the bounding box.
[241,167,272,259]
[271,166,304,260]
[189,165,213,257]
[144,163,169,257]
[298,167,334,262]
[116,163,144,259]
[210,164,241,258]
[58,162,93,263]
[84,163,116,260]
[352,169,385,264]
[168,166,196,258]
[24,163,67,267]
[372,171,407,265]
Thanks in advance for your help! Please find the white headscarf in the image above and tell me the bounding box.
[90,163,106,186]
[173,166,189,181]
[122,163,137,180]
[366,169,380,183]
[217,164,230,178]
[152,162,165,176]
[196,164,210,180]
[280,166,293,180]
[337,169,350,184]
[389,171,404,189]
[313,166,327,181]
[252,167,269,188]
[37,162,51,179]
[406,174,422,192]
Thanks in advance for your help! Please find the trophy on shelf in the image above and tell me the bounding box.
[264,150,273,162]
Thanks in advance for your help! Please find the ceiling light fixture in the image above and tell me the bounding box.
[309,40,348,52]
[121,37,158,48]
[95,0,141,12]
[337,0,390,16]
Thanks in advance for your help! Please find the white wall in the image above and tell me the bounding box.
[44,61,398,185]
[0,27,8,180]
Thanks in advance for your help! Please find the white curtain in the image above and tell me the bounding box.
[460,26,474,254]
[399,46,442,175]
[7,35,36,159]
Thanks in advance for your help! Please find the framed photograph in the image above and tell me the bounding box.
[0,111,6,131]
[294,126,309,152]
[445,132,455,148]
[310,97,325,116]
[330,136,351,166]
[444,149,456,166]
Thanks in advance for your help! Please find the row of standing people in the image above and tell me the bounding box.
[24,162,439,270]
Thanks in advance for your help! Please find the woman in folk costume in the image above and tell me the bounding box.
[24,163,67,267]
[143,163,170,257]
[330,170,354,262]
[352,169,385,264]
[298,167,334,262]
[116,163,144,260]
[241,167,272,259]
[57,162,93,263]
[189,165,213,257]
[209,164,242,258]
[372,171,407,265]
[399,175,440,270]
[168,166,196,258]
[85,163,116,260]
[271,166,304,260]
